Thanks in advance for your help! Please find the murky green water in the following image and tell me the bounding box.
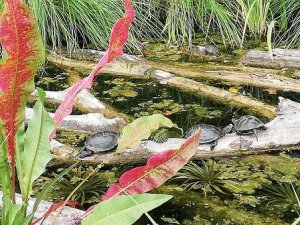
[34,60,300,225]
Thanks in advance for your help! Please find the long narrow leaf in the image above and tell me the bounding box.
[16,89,55,202]
[51,0,135,138]
[267,20,276,61]
[103,130,200,200]
[31,162,79,218]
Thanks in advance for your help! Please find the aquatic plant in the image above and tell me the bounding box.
[173,161,226,197]
[261,182,300,214]
[38,166,110,206]
[0,1,201,224]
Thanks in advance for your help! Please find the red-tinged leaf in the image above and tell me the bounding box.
[51,0,135,138]
[103,130,201,200]
[31,200,80,225]
[0,0,45,164]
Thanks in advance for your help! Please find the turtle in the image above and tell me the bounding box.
[78,131,119,158]
[232,115,266,140]
[185,124,233,150]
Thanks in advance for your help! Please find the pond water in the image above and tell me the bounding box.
[34,59,300,225]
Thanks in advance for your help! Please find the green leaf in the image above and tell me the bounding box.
[16,89,55,202]
[292,217,300,225]
[31,162,79,218]
[117,114,175,151]
[0,123,12,198]
[267,20,276,61]
[1,196,32,225]
[82,194,172,225]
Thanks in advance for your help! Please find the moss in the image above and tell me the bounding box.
[154,185,288,225]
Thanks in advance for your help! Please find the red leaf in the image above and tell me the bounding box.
[103,130,200,200]
[51,0,135,138]
[0,0,45,165]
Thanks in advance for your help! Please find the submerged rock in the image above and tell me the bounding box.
[192,45,220,56]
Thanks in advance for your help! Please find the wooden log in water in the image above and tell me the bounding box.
[151,70,277,120]
[47,54,151,78]
[242,49,300,69]
[48,51,300,91]
[154,62,300,93]
[51,98,300,166]
[26,108,126,133]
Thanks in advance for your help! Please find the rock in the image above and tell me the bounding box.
[0,191,84,225]
[191,45,220,56]
[191,46,207,56]
[205,45,220,56]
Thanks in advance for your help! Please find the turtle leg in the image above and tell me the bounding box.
[253,129,258,141]
[78,148,93,158]
[210,141,218,151]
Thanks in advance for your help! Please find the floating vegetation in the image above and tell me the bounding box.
[93,76,245,131]
[103,78,138,101]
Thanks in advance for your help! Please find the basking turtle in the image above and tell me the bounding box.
[232,115,266,140]
[185,124,233,150]
[78,132,119,158]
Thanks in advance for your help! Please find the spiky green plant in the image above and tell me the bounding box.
[261,182,300,214]
[172,160,226,197]
[35,166,112,206]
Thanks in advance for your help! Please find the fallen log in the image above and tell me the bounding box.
[154,62,300,93]
[48,51,300,91]
[47,54,151,78]
[150,70,277,120]
[242,49,300,69]
[31,89,106,113]
[26,108,126,133]
[51,98,300,165]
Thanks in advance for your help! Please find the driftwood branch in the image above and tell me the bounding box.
[26,108,126,133]
[51,98,300,165]
[150,70,277,119]
[242,49,300,69]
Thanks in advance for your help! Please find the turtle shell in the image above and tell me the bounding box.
[185,124,221,144]
[85,132,119,153]
[234,115,264,133]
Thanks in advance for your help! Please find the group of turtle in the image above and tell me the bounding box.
[185,115,266,150]
[78,115,266,158]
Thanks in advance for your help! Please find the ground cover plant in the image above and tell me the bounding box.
[0,0,201,224]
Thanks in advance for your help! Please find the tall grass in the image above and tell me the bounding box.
[0,0,162,53]
[1,0,300,50]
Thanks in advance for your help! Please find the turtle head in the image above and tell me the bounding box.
[221,124,233,136]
